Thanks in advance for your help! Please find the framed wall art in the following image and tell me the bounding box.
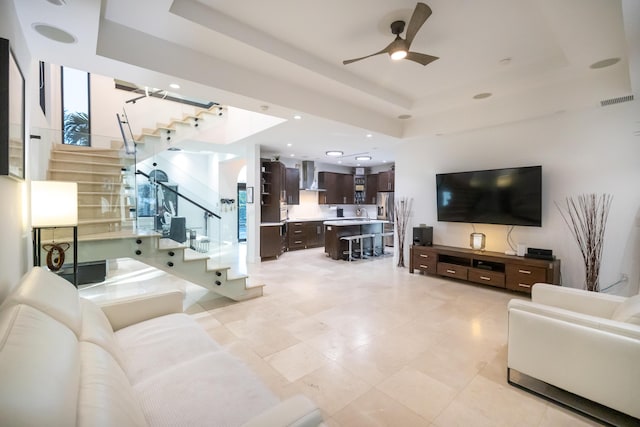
[0,37,25,180]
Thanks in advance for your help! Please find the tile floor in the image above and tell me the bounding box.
[79,244,603,426]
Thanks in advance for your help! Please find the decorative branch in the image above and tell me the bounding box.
[555,193,612,292]
[394,197,413,268]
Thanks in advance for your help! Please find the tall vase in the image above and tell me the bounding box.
[556,193,612,292]
[394,197,412,268]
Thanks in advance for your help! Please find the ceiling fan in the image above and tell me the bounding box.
[343,2,438,66]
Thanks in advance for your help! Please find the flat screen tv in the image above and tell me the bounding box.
[436,166,542,227]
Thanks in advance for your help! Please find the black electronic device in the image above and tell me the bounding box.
[436,165,542,227]
[413,226,433,246]
[169,217,187,243]
[525,247,554,260]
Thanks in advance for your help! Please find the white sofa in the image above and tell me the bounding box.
[507,283,640,421]
[0,267,324,426]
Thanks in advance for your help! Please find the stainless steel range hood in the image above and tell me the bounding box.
[300,160,318,190]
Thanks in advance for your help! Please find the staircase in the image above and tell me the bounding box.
[119,105,225,161]
[77,234,264,301]
[47,144,134,238]
[41,105,262,301]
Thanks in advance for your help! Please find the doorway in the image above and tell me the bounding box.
[237,183,247,242]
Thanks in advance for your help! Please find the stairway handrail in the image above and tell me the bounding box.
[136,170,221,220]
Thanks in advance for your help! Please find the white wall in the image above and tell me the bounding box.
[0,1,32,300]
[396,101,640,296]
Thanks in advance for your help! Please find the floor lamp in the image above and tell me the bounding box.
[31,181,79,286]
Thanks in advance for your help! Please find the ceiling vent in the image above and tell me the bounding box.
[600,94,634,107]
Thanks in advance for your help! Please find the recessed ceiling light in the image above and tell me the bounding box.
[355,156,372,161]
[473,92,492,100]
[287,143,292,147]
[356,164,361,167]
[398,114,412,120]
[169,83,180,89]
[338,161,342,164]
[366,133,373,138]
[46,0,66,5]
[293,114,302,120]
[326,150,343,157]
[382,160,387,163]
[290,154,295,157]
[590,58,621,69]
[32,23,76,44]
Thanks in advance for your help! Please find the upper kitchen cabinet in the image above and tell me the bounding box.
[378,170,395,192]
[365,174,378,204]
[285,168,300,205]
[318,171,354,205]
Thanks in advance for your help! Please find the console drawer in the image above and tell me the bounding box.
[412,249,437,273]
[437,262,468,280]
[468,268,505,288]
[506,264,547,292]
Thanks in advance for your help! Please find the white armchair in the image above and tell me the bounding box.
[507,283,640,422]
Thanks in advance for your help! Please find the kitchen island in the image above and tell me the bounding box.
[323,219,389,260]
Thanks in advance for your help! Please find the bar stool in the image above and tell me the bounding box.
[341,235,364,261]
[380,231,394,255]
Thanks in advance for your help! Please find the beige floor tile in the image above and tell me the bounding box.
[539,404,603,426]
[305,328,373,361]
[295,361,372,415]
[333,388,429,427]
[224,318,301,357]
[265,342,331,382]
[376,366,458,422]
[436,375,546,426]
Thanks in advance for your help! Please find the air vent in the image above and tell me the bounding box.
[600,94,634,107]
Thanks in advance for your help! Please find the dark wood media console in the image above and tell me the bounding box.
[410,245,560,294]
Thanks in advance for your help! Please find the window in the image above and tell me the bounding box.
[61,66,90,146]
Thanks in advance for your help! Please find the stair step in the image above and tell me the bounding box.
[52,144,124,155]
[48,169,122,178]
[51,150,131,162]
[49,160,128,174]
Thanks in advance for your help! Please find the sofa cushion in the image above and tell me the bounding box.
[134,351,279,427]
[612,294,640,325]
[0,304,80,427]
[78,342,148,427]
[1,267,82,334]
[80,298,128,369]
[115,313,223,384]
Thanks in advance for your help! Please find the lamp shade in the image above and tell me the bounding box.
[31,181,78,227]
[470,232,486,251]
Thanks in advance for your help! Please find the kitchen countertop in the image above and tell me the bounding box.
[323,219,390,226]
[261,222,285,227]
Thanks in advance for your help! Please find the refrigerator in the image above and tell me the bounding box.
[377,192,394,247]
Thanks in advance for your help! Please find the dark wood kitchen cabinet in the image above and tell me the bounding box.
[287,221,325,250]
[285,168,300,205]
[378,170,394,192]
[261,160,285,223]
[318,172,354,205]
[365,174,378,204]
[261,224,286,259]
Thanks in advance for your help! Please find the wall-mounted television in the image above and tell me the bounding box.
[436,166,542,227]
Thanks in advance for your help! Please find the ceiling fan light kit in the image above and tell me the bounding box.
[343,2,439,66]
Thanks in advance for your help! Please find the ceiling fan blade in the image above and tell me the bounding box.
[405,52,439,66]
[405,2,432,48]
[343,42,393,65]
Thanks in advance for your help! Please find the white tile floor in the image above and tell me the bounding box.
[79,244,603,426]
